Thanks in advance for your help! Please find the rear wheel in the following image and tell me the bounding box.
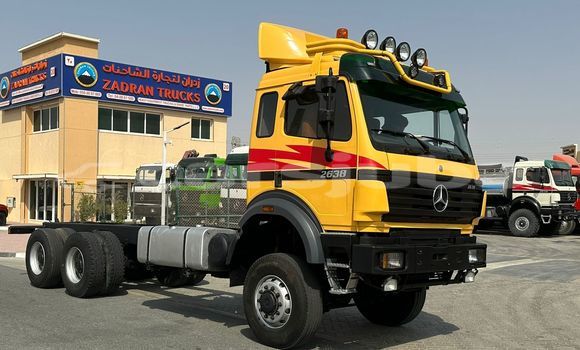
[26,228,63,288]
[61,232,106,298]
[354,282,426,326]
[508,209,540,237]
[243,253,323,349]
[94,231,125,295]
[556,220,576,235]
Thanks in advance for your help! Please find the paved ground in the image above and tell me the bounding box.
[1,229,580,349]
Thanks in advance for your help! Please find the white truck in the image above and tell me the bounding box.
[132,163,175,225]
[479,157,578,236]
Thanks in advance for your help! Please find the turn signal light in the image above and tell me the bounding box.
[336,28,349,39]
[380,252,404,270]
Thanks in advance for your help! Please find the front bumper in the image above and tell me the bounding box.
[350,234,486,276]
[540,206,577,221]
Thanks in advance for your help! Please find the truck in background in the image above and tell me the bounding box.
[23,23,487,348]
[132,163,175,225]
[479,157,577,236]
[557,144,580,210]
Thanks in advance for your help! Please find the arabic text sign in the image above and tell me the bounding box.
[62,55,232,116]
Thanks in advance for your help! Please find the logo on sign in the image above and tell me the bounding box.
[204,83,222,105]
[0,77,9,99]
[74,62,98,88]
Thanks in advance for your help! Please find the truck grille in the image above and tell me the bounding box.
[133,192,161,204]
[559,191,578,204]
[381,171,484,224]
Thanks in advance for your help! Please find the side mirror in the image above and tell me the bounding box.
[169,168,176,182]
[458,107,469,133]
[316,73,338,162]
[540,171,549,184]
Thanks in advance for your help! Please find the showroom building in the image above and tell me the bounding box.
[0,32,232,223]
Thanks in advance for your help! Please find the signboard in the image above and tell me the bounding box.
[61,55,232,116]
[561,144,578,158]
[0,54,232,117]
[0,56,62,110]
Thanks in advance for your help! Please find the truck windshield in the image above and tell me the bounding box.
[135,167,161,187]
[551,169,574,187]
[357,80,474,163]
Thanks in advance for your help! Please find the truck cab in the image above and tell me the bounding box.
[481,159,577,236]
[553,153,580,211]
[132,163,175,225]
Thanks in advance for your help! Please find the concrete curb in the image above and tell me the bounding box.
[0,252,25,258]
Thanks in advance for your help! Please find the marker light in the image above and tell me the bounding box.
[361,30,378,50]
[336,27,349,39]
[411,48,427,68]
[379,36,396,53]
[395,42,411,61]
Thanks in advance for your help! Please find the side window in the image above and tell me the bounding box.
[284,82,351,141]
[256,92,278,138]
[526,167,547,183]
[515,168,524,181]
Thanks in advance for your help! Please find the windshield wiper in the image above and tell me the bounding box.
[370,128,431,154]
[417,135,472,162]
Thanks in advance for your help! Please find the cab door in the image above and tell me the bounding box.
[275,78,357,230]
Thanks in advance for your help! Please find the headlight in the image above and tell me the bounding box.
[468,249,486,263]
[361,30,378,50]
[395,42,411,61]
[379,36,396,53]
[411,48,427,68]
[380,252,404,270]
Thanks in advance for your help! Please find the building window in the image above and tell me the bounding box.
[29,180,58,221]
[98,107,161,136]
[191,118,212,140]
[97,181,132,222]
[33,107,59,132]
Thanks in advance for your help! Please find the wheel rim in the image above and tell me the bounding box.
[515,217,530,231]
[29,242,46,275]
[254,275,292,329]
[65,247,85,284]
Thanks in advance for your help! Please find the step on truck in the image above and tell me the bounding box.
[479,157,578,236]
[23,23,487,349]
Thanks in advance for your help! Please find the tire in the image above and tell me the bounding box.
[556,220,576,235]
[508,209,540,237]
[155,268,206,288]
[25,228,64,288]
[0,211,6,226]
[54,228,75,243]
[243,253,323,349]
[61,232,106,298]
[94,231,125,295]
[354,282,426,326]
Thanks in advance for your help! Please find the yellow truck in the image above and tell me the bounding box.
[24,23,487,349]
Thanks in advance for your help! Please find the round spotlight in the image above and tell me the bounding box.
[411,48,427,68]
[361,30,378,50]
[409,65,419,78]
[395,42,411,61]
[379,36,396,53]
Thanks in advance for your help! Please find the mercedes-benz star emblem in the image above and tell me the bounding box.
[433,184,449,212]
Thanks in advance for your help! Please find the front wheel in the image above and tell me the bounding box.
[508,209,540,237]
[354,281,426,326]
[243,253,323,349]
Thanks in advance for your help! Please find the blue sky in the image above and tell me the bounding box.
[1,0,579,165]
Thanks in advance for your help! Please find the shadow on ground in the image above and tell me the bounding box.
[126,279,459,349]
